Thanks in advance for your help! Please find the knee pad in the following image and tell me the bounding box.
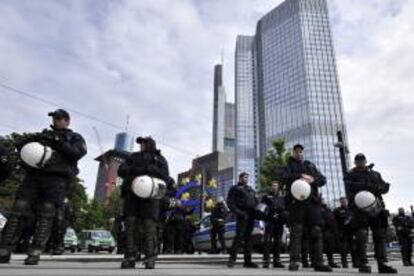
[39,202,56,218]
[310,226,322,239]
[11,199,31,217]
[355,229,368,243]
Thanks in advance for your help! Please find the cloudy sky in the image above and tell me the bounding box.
[0,0,412,211]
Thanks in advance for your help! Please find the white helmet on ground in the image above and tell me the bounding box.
[20,142,53,168]
[291,179,311,201]
[131,175,166,199]
[354,191,381,216]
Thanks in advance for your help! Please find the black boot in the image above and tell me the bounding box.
[329,262,340,268]
[359,264,371,273]
[145,257,155,269]
[243,262,258,268]
[378,262,397,274]
[314,264,333,272]
[24,254,40,265]
[121,257,136,269]
[273,261,285,268]
[288,262,299,271]
[0,249,11,264]
[227,257,236,268]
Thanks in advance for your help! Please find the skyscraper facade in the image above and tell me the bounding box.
[235,36,258,187]
[235,0,349,203]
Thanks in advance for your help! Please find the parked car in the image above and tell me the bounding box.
[78,229,116,253]
[192,214,266,253]
[63,228,78,253]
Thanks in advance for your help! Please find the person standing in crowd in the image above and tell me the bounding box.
[0,144,13,185]
[0,109,86,265]
[261,181,287,268]
[166,201,194,254]
[118,136,170,269]
[210,196,229,254]
[281,144,332,272]
[393,207,413,266]
[227,172,258,268]
[48,197,72,255]
[345,153,397,273]
[320,198,340,268]
[334,196,355,268]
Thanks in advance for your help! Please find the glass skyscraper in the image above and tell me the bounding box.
[235,0,349,203]
[235,35,258,187]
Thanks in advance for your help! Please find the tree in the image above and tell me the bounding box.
[0,133,31,213]
[68,177,89,232]
[259,138,291,192]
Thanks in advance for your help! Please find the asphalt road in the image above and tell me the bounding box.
[0,255,411,276]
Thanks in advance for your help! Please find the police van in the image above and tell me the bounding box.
[192,214,266,253]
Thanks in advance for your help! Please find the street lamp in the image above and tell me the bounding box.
[334,130,349,197]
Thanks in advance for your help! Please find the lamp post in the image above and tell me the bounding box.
[334,130,349,197]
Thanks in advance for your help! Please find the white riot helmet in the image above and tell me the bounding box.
[20,142,53,168]
[131,175,167,199]
[291,179,311,201]
[354,191,382,216]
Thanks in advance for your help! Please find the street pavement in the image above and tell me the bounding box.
[0,254,412,276]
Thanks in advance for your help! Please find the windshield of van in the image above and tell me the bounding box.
[92,231,111,238]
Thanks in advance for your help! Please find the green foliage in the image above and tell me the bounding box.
[0,133,30,213]
[259,138,291,192]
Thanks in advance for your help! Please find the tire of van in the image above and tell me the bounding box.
[108,247,114,254]
[71,247,76,253]
[88,245,94,253]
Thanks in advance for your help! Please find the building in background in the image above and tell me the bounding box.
[114,132,134,152]
[234,36,258,188]
[177,63,235,214]
[94,149,129,205]
[212,64,235,159]
[234,0,349,204]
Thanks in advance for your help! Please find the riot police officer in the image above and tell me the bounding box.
[261,181,286,268]
[118,136,170,269]
[166,203,194,254]
[334,197,355,268]
[210,196,229,254]
[345,153,397,273]
[393,208,413,266]
[48,197,72,255]
[0,144,13,185]
[320,199,340,268]
[0,109,86,265]
[227,172,258,268]
[281,144,332,272]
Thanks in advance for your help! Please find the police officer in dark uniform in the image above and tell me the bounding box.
[320,198,340,268]
[334,197,354,268]
[261,181,286,268]
[210,196,229,254]
[345,153,397,273]
[227,172,258,268]
[0,144,13,185]
[0,109,86,265]
[118,136,170,269]
[167,203,194,254]
[48,197,72,255]
[393,207,413,266]
[281,144,331,272]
